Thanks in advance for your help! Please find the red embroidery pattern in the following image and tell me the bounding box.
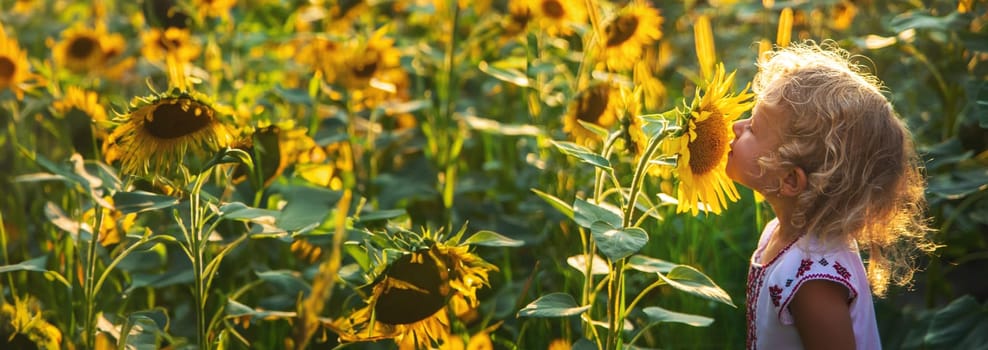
[776,273,858,321]
[769,285,783,307]
[833,261,851,279]
[746,265,765,350]
[796,259,813,278]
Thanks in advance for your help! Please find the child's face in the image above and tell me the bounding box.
[726,100,788,193]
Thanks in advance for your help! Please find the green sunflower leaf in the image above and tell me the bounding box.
[551,141,611,171]
[531,189,574,219]
[658,265,735,307]
[517,293,590,318]
[462,230,524,247]
[113,191,181,214]
[643,306,714,327]
[628,254,677,274]
[590,222,648,261]
[573,198,622,229]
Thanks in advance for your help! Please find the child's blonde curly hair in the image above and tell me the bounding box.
[753,41,936,297]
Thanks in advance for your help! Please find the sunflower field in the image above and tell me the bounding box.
[1,0,987,349]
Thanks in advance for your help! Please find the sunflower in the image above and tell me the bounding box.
[81,197,137,247]
[103,88,233,177]
[12,0,36,14]
[54,86,108,124]
[666,64,753,215]
[830,1,858,30]
[502,0,532,38]
[563,83,619,146]
[53,86,111,157]
[0,298,62,349]
[0,24,38,100]
[333,29,402,91]
[54,24,104,74]
[193,0,237,19]
[600,2,662,72]
[141,27,201,64]
[295,35,343,83]
[528,0,586,36]
[328,231,498,349]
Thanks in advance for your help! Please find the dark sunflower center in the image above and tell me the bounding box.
[144,99,215,139]
[351,50,380,79]
[687,112,728,175]
[157,36,184,52]
[541,0,565,19]
[374,249,447,325]
[0,57,14,81]
[68,37,99,59]
[576,85,610,124]
[606,15,640,47]
[511,9,531,26]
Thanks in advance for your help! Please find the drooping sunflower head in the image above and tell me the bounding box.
[103,88,233,178]
[669,63,753,215]
[0,298,63,350]
[141,27,201,64]
[528,0,586,36]
[502,0,532,38]
[563,83,619,146]
[334,30,402,91]
[601,2,663,72]
[329,228,499,349]
[0,24,37,100]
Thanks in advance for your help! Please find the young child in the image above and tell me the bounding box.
[726,41,935,349]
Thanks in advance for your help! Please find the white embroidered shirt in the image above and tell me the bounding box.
[745,218,881,349]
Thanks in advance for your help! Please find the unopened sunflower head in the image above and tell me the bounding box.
[103,87,234,178]
[328,228,498,349]
[668,63,753,215]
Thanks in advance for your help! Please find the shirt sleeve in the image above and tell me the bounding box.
[766,250,860,325]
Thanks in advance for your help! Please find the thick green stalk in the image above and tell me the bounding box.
[83,204,105,350]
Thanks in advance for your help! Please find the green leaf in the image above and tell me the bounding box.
[925,295,988,346]
[551,141,611,170]
[531,189,574,219]
[479,61,530,87]
[566,254,609,276]
[275,183,342,232]
[464,115,541,136]
[628,255,676,274]
[356,209,406,223]
[591,222,648,261]
[927,169,988,200]
[218,202,280,222]
[0,256,49,273]
[344,241,371,272]
[462,230,524,247]
[517,293,590,318]
[642,306,714,327]
[113,191,180,214]
[256,270,311,296]
[658,265,735,307]
[889,11,971,32]
[226,299,297,320]
[573,198,622,229]
[0,256,71,289]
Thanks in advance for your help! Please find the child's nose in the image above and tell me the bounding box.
[732,120,745,135]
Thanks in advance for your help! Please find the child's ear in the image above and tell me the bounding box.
[779,166,807,197]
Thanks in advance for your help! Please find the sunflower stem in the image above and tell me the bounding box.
[83,202,105,350]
